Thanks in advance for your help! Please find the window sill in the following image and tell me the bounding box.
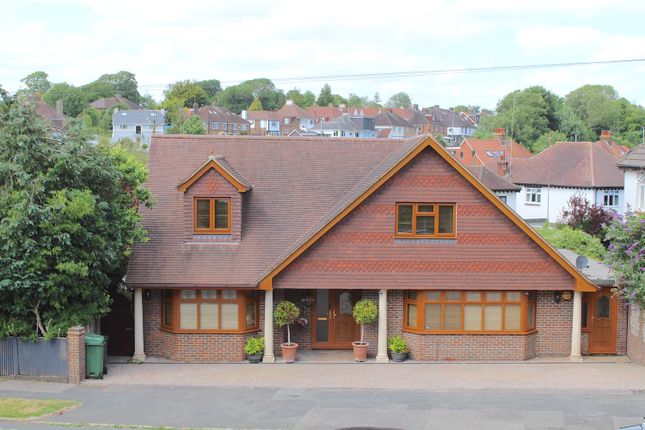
[524,202,541,206]
[395,238,457,244]
[403,328,538,336]
[160,327,260,335]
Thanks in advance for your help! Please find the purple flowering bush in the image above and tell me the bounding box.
[604,212,645,306]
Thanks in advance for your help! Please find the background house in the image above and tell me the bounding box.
[244,110,281,136]
[91,95,140,111]
[112,109,165,144]
[374,110,416,138]
[424,106,477,145]
[195,106,249,135]
[308,113,377,138]
[276,100,315,135]
[454,128,532,176]
[617,143,645,212]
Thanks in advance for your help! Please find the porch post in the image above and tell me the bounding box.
[569,290,582,361]
[376,289,389,363]
[132,288,146,362]
[263,289,275,363]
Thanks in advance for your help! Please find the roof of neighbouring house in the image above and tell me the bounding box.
[276,101,313,120]
[27,97,66,129]
[305,106,342,120]
[394,108,430,126]
[510,141,624,188]
[456,136,532,170]
[375,110,413,128]
[196,106,249,125]
[314,114,374,133]
[112,109,165,125]
[465,165,521,192]
[617,143,645,170]
[424,106,473,129]
[90,95,140,110]
[558,249,614,286]
[126,134,596,292]
[245,110,281,121]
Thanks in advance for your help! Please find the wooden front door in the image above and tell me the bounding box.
[312,290,359,348]
[588,288,617,354]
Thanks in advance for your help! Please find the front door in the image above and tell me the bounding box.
[312,290,359,348]
[588,287,617,354]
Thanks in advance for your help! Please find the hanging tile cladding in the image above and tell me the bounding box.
[274,149,575,291]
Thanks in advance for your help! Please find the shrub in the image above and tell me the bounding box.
[353,299,378,344]
[274,301,300,345]
[536,225,606,261]
[560,194,614,240]
[387,335,408,353]
[244,336,264,355]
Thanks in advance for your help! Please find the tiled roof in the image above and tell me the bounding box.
[90,95,140,110]
[596,138,630,158]
[28,97,65,129]
[510,141,624,188]
[375,110,412,128]
[112,109,165,125]
[277,102,313,120]
[245,110,280,121]
[425,107,473,128]
[465,165,520,192]
[558,249,613,286]
[617,144,645,170]
[196,106,249,125]
[396,108,430,126]
[305,106,342,120]
[459,137,532,170]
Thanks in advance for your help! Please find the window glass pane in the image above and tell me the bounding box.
[416,216,435,234]
[506,292,521,302]
[596,296,610,318]
[201,290,217,299]
[581,301,588,329]
[466,291,481,302]
[164,302,173,326]
[221,290,237,300]
[200,303,218,329]
[397,205,413,233]
[527,302,536,329]
[484,305,502,331]
[407,304,417,327]
[444,304,462,330]
[445,291,462,301]
[424,304,442,330]
[486,292,501,302]
[407,290,418,300]
[504,304,522,331]
[425,291,441,301]
[180,290,196,300]
[464,304,482,331]
[196,200,211,229]
[221,303,238,329]
[438,206,454,234]
[246,303,256,328]
[418,204,434,213]
[179,303,197,329]
[215,199,229,229]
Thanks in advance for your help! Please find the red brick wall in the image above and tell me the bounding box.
[183,169,242,242]
[274,148,575,292]
[67,326,86,383]
[534,291,572,356]
[627,304,645,365]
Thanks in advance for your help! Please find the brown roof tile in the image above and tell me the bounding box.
[465,165,520,192]
[89,95,140,110]
[196,106,249,125]
[617,143,645,170]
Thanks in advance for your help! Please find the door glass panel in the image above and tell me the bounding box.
[407,304,417,328]
[504,304,522,331]
[339,292,353,315]
[596,295,610,318]
[200,303,218,329]
[444,304,462,330]
[464,304,482,331]
[581,300,588,328]
[316,290,329,342]
[484,305,502,331]
[424,304,441,330]
[416,216,435,234]
[438,206,454,234]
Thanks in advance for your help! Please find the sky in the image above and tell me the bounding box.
[2,0,645,110]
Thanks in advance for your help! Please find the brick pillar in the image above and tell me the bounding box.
[67,326,86,384]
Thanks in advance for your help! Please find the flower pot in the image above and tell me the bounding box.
[390,351,408,362]
[247,353,263,363]
[280,342,298,363]
[352,341,369,362]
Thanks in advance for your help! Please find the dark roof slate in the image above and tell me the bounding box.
[617,144,645,170]
[466,165,521,192]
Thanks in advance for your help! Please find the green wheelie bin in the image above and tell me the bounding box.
[85,333,106,379]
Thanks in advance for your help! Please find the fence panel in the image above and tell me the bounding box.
[17,338,68,379]
[0,338,18,376]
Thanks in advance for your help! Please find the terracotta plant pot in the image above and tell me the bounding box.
[281,342,298,363]
[352,341,369,362]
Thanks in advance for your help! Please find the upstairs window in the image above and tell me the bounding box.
[194,197,230,234]
[396,203,456,238]
[602,190,619,207]
[525,187,541,204]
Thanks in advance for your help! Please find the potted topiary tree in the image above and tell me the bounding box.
[387,335,409,362]
[352,299,378,362]
[244,336,264,363]
[274,300,300,363]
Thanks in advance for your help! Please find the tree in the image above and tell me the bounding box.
[369,92,382,107]
[536,225,606,261]
[219,79,284,113]
[274,301,299,345]
[248,97,263,111]
[604,212,645,306]
[163,80,209,108]
[532,130,568,154]
[565,85,621,136]
[20,71,51,94]
[556,103,594,142]
[0,98,151,337]
[452,104,469,114]
[196,79,222,101]
[43,83,86,117]
[560,194,614,241]
[139,94,158,109]
[352,299,378,345]
[286,88,315,108]
[83,71,141,103]
[178,115,206,134]
[218,85,254,113]
[316,84,333,106]
[331,94,347,107]
[347,93,367,107]
[386,92,412,109]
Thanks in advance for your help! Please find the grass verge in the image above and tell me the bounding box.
[0,397,79,420]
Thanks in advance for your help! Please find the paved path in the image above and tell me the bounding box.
[1,362,645,429]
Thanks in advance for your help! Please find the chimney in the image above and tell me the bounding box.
[600,130,612,141]
[55,99,63,117]
[241,110,247,120]
[493,128,506,138]
[497,159,509,177]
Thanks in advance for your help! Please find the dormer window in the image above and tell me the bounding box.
[194,197,230,234]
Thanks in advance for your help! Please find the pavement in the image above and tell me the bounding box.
[1,361,645,429]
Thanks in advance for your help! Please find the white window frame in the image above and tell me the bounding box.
[602,189,620,208]
[525,187,542,205]
[637,174,645,211]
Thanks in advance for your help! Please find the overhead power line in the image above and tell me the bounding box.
[137,57,645,90]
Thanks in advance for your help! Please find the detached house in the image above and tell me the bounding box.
[374,110,416,139]
[617,143,645,212]
[125,134,601,363]
[243,110,281,136]
[454,129,532,175]
[276,100,315,135]
[308,113,377,138]
[195,106,249,135]
[112,109,165,145]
